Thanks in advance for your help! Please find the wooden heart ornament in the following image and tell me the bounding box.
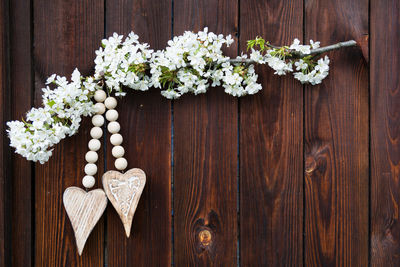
[63,187,108,255]
[102,168,146,237]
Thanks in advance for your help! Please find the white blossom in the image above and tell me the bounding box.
[149,27,254,99]
[310,40,320,49]
[94,32,153,93]
[265,51,293,75]
[250,49,265,64]
[7,69,95,163]
[293,56,330,85]
[290,38,311,54]
[7,29,330,163]
[294,59,308,71]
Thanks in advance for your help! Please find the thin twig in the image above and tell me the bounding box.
[294,40,357,57]
[227,40,357,64]
[265,43,280,49]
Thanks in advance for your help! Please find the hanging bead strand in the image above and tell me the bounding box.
[82,90,106,189]
[104,96,128,171]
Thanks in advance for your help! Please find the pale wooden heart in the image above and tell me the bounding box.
[102,168,146,237]
[63,187,107,255]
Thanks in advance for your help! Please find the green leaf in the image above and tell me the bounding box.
[47,100,56,108]
[247,39,256,51]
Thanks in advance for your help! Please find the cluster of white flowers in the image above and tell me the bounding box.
[7,29,334,163]
[264,50,293,75]
[7,69,95,163]
[249,38,330,84]
[150,28,261,98]
[220,59,262,96]
[94,32,153,96]
[290,39,330,84]
[293,56,330,85]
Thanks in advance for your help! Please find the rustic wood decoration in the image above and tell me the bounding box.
[63,187,108,255]
[102,168,146,237]
[3,3,371,262]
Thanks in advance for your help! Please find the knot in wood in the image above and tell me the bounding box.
[198,229,212,247]
[305,156,317,174]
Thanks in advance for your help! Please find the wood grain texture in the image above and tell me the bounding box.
[9,0,33,265]
[0,0,10,265]
[304,0,369,266]
[105,0,172,265]
[63,187,108,255]
[102,168,146,237]
[240,1,304,266]
[34,0,105,264]
[371,0,400,265]
[3,0,400,264]
[173,0,238,265]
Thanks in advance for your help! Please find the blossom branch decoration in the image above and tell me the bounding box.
[228,40,357,64]
[6,28,358,163]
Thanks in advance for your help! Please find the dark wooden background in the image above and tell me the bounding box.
[0,0,399,266]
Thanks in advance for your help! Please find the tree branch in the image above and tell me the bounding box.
[297,40,357,56]
[227,40,357,64]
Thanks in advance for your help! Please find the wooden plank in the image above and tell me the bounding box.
[105,0,172,265]
[34,0,105,265]
[173,1,238,265]
[304,0,369,266]
[239,1,304,266]
[0,0,10,265]
[9,0,33,265]
[371,0,400,265]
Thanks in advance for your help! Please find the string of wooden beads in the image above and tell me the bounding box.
[82,90,106,189]
[82,90,128,189]
[104,96,128,171]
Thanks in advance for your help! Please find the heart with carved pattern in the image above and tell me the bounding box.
[63,187,108,255]
[102,168,146,237]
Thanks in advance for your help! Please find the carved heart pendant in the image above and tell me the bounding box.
[102,168,146,237]
[63,187,108,255]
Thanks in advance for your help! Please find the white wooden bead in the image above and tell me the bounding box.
[104,97,117,109]
[85,151,98,163]
[88,139,101,151]
[110,134,123,146]
[107,121,120,134]
[82,175,96,188]
[112,146,125,158]
[105,109,119,121]
[92,115,104,127]
[115,157,128,170]
[90,127,103,139]
[94,90,107,102]
[84,163,97,176]
[94,103,106,115]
